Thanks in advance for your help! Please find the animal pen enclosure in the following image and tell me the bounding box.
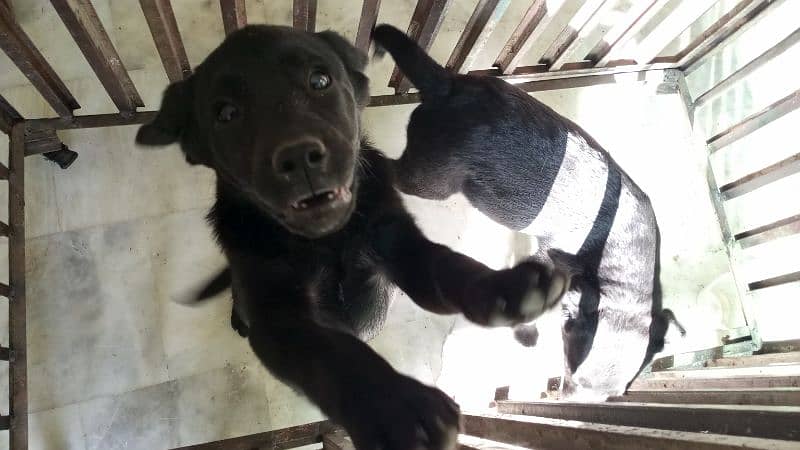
[0,0,798,449]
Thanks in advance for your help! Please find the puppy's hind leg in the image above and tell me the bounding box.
[231,306,249,338]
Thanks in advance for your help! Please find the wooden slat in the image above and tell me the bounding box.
[139,0,191,83]
[0,282,8,297]
[9,123,28,450]
[719,153,800,200]
[354,0,381,52]
[736,214,800,247]
[686,0,786,75]
[25,111,157,132]
[0,415,8,431]
[446,0,510,74]
[749,270,800,291]
[293,0,317,32]
[389,0,452,93]
[0,161,8,180]
[171,420,331,450]
[219,0,246,36]
[462,413,798,450]
[494,0,551,74]
[497,400,800,440]
[671,0,775,69]
[50,0,144,112]
[0,221,9,237]
[612,388,800,407]
[595,0,669,67]
[586,0,660,65]
[458,434,530,450]
[707,89,800,152]
[540,0,607,70]
[322,429,355,450]
[0,94,22,134]
[0,6,79,116]
[0,345,9,360]
[694,27,800,110]
[631,0,716,65]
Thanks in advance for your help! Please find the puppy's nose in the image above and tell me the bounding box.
[273,141,328,175]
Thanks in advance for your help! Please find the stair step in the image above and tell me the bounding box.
[496,400,800,440]
[612,387,800,406]
[458,434,531,449]
[463,412,798,450]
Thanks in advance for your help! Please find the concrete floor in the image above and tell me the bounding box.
[2,0,796,448]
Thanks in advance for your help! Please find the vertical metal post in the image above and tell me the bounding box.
[8,123,27,449]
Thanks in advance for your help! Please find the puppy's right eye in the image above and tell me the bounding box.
[216,103,239,123]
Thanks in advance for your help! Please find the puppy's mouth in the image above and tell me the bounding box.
[290,186,353,211]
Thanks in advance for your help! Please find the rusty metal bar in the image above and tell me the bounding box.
[720,153,800,200]
[685,0,785,75]
[50,0,144,113]
[541,0,607,70]
[735,213,800,248]
[139,0,191,83]
[354,0,381,52]
[389,0,452,93]
[446,0,509,74]
[707,89,800,152]
[611,388,800,407]
[462,413,797,450]
[494,0,550,75]
[0,95,22,135]
[670,0,774,69]
[749,270,800,291]
[586,0,660,65]
[170,420,331,450]
[9,122,28,450]
[219,0,246,36]
[694,27,800,110]
[497,400,800,440]
[293,0,318,32]
[0,7,79,116]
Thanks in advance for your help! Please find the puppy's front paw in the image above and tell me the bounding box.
[462,261,569,327]
[346,375,460,450]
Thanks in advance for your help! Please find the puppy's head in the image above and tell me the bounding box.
[137,26,370,238]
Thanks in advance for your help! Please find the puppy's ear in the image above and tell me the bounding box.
[136,80,192,147]
[316,30,370,107]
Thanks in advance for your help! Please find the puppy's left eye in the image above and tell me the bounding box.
[309,71,331,90]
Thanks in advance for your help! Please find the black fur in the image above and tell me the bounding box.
[373,24,682,399]
[136,25,568,449]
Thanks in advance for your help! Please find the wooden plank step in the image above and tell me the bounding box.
[611,388,800,407]
[661,351,800,371]
[458,434,531,449]
[463,413,798,449]
[631,373,800,391]
[497,400,800,441]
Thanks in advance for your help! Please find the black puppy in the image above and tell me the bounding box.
[373,24,684,400]
[136,26,568,449]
